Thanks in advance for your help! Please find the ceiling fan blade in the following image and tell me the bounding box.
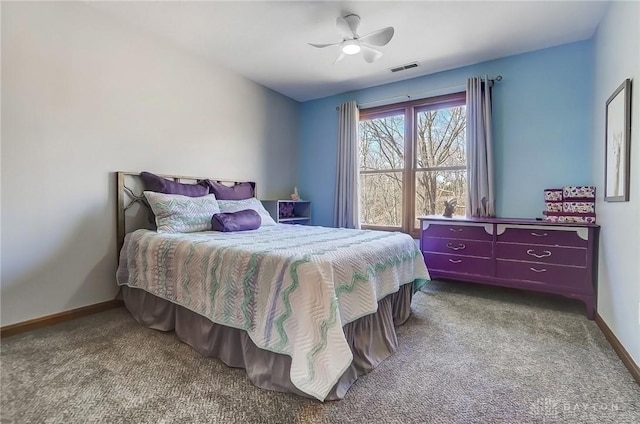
[334,52,346,64]
[336,16,354,38]
[337,14,360,38]
[358,27,394,46]
[308,42,341,48]
[361,45,383,63]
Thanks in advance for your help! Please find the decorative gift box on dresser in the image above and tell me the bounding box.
[418,216,600,319]
[544,186,596,224]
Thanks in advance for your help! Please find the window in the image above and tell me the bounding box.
[359,110,405,229]
[358,93,467,236]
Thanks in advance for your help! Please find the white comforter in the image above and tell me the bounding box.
[116,224,429,400]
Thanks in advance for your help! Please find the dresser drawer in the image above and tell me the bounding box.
[496,226,588,247]
[423,253,493,276]
[496,260,588,290]
[422,237,492,258]
[495,243,587,267]
[421,222,492,241]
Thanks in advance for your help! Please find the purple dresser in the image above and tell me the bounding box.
[418,216,599,319]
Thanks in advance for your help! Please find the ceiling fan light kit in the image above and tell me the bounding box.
[342,40,361,55]
[309,14,394,63]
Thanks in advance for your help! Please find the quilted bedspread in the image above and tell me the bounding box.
[116,224,429,401]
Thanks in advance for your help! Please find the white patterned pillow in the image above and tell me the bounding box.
[217,198,277,226]
[144,191,220,233]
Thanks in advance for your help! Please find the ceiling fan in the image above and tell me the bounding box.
[309,14,395,63]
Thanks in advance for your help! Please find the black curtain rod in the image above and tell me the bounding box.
[335,75,502,110]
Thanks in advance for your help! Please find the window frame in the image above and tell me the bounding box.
[358,107,407,232]
[359,92,467,238]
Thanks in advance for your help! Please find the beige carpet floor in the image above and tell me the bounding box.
[1,280,639,423]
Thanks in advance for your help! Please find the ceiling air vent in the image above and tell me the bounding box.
[390,62,419,73]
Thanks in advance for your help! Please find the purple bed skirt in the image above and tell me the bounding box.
[121,284,415,400]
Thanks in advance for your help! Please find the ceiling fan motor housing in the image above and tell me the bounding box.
[343,14,361,36]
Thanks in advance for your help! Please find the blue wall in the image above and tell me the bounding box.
[299,41,594,226]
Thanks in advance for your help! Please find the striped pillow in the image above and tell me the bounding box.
[144,191,220,233]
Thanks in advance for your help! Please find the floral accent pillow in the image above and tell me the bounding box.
[144,191,220,233]
[216,198,277,226]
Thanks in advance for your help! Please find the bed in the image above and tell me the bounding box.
[115,172,430,401]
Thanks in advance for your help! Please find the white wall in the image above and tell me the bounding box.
[1,2,299,325]
[592,1,640,364]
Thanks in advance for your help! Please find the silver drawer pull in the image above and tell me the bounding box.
[448,259,463,264]
[531,232,548,237]
[527,249,552,258]
[449,228,463,232]
[446,243,466,251]
[530,267,547,273]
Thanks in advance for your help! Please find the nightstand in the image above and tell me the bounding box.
[262,200,311,225]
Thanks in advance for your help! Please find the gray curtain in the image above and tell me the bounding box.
[465,77,495,217]
[334,100,361,228]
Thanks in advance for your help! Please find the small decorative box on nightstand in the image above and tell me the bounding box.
[262,200,311,225]
[418,215,600,319]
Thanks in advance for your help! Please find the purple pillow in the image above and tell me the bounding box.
[140,171,209,197]
[211,209,261,232]
[203,180,255,200]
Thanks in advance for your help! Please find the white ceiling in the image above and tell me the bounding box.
[86,1,609,102]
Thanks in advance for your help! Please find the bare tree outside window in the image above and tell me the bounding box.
[414,105,467,227]
[358,93,467,235]
[359,113,405,227]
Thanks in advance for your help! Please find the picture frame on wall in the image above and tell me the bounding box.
[604,78,632,202]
